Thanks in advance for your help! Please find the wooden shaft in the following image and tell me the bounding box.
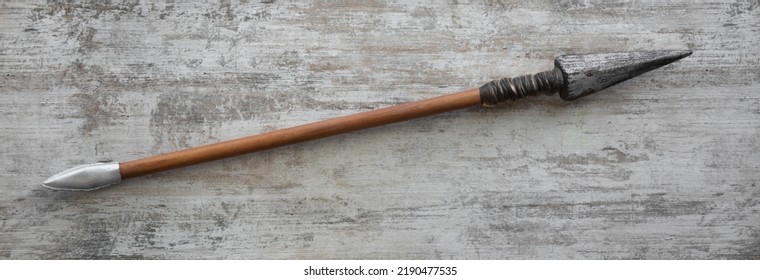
[119,89,482,179]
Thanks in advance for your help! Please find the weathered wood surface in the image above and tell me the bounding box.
[1,0,758,259]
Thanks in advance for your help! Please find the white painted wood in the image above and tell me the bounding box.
[1,0,758,259]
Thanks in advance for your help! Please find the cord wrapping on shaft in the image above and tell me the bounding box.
[479,68,564,106]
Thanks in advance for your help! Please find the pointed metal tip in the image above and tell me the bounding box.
[674,49,693,60]
[555,50,693,101]
[42,162,122,191]
[654,49,693,65]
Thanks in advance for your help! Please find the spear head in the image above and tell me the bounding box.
[555,50,693,101]
[479,50,692,105]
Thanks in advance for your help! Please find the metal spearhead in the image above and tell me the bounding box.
[555,50,693,100]
[479,50,692,105]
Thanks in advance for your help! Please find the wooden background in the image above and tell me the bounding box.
[1,0,758,259]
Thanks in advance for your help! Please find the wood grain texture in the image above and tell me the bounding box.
[1,0,758,259]
[120,89,481,178]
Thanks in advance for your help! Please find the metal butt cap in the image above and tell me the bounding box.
[42,162,122,191]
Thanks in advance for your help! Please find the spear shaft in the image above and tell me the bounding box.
[121,89,481,178]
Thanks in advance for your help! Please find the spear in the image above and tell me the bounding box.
[42,50,692,191]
